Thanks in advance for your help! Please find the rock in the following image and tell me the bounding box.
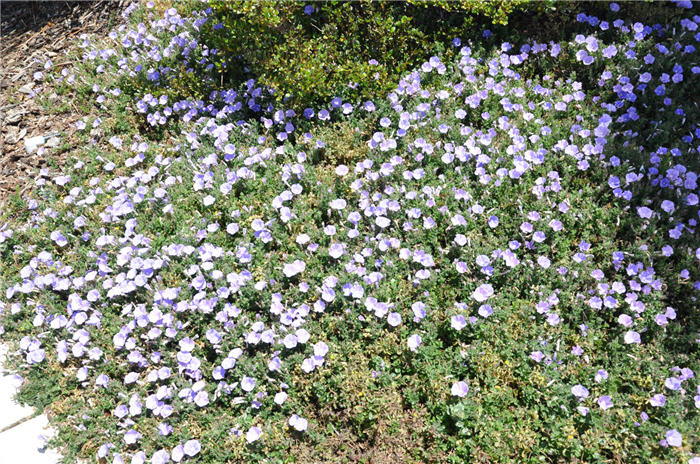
[11,71,25,83]
[4,108,25,124]
[45,137,61,148]
[24,135,45,154]
[5,128,27,145]
[18,83,34,94]
[89,128,103,140]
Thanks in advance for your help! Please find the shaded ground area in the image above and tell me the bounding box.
[0,1,124,205]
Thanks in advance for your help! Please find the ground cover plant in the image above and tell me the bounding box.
[0,1,699,463]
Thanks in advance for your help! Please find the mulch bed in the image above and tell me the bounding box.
[0,1,126,206]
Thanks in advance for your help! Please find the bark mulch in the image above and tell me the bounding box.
[1,1,126,207]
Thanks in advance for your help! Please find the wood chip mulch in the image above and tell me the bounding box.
[0,1,127,207]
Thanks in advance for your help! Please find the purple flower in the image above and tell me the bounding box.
[50,231,68,247]
[660,200,675,213]
[602,45,617,58]
[530,351,545,362]
[387,312,402,327]
[330,198,347,210]
[407,334,422,351]
[314,341,329,357]
[533,231,546,243]
[472,283,494,302]
[618,314,633,327]
[571,384,590,398]
[191,274,206,291]
[451,315,467,330]
[597,395,614,410]
[183,439,201,457]
[151,449,169,464]
[478,304,493,318]
[203,195,215,206]
[241,376,256,392]
[194,390,209,407]
[246,426,261,443]
[95,374,110,387]
[328,243,344,259]
[124,429,141,444]
[283,334,298,349]
[650,393,666,407]
[375,216,391,228]
[158,423,173,436]
[637,207,653,219]
[624,331,641,344]
[283,260,305,277]
[666,429,682,447]
[114,404,128,418]
[179,338,195,352]
[171,445,184,463]
[594,369,608,383]
[549,219,563,231]
[665,377,682,391]
[412,301,427,321]
[451,381,469,397]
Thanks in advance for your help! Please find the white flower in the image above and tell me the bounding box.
[375,216,391,228]
[274,392,288,405]
[289,414,308,432]
[329,243,344,259]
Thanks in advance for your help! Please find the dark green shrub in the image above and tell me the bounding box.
[204,0,546,107]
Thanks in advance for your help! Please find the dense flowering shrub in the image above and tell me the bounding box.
[0,1,699,463]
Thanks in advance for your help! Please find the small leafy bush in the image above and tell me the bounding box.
[203,0,545,107]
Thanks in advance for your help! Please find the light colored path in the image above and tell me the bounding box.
[0,371,34,430]
[0,343,63,463]
[0,415,63,463]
